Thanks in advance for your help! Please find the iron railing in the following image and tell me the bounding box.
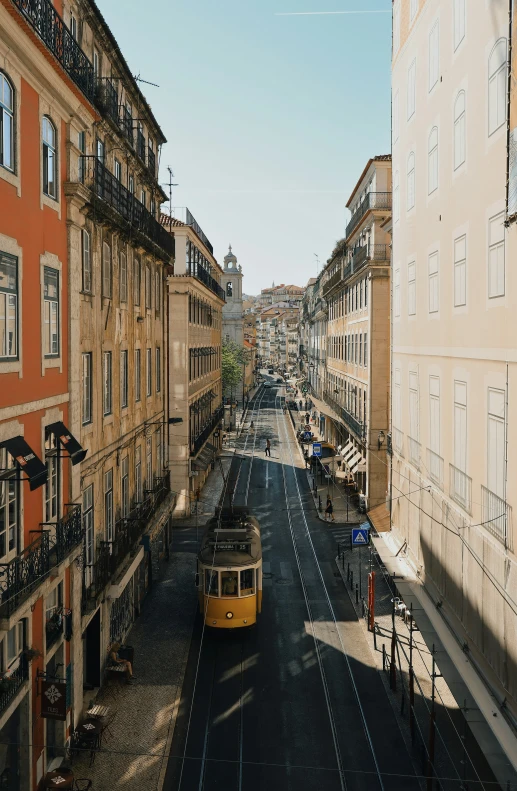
[449,464,472,514]
[83,158,174,258]
[322,391,366,441]
[427,448,444,488]
[136,130,146,162]
[120,106,133,145]
[481,486,511,548]
[408,436,421,469]
[45,605,64,650]
[12,0,94,99]
[82,543,111,612]
[148,146,156,177]
[94,78,119,127]
[193,264,226,301]
[0,505,82,619]
[0,654,29,716]
[191,405,224,456]
[346,191,392,239]
[322,267,344,297]
[172,208,214,255]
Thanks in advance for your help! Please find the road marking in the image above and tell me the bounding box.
[266,461,270,489]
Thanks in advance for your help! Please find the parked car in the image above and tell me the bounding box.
[264,382,272,388]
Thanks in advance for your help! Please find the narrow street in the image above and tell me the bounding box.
[163,386,421,791]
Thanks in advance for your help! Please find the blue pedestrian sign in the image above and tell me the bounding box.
[313,443,322,457]
[352,525,370,546]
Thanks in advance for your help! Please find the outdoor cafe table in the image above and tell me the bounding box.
[43,769,74,789]
[77,719,102,740]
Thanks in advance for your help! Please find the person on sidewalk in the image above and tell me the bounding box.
[109,642,135,681]
[265,438,271,457]
[325,496,335,522]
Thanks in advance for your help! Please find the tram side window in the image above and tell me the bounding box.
[240,569,255,595]
[205,569,219,596]
[221,571,238,596]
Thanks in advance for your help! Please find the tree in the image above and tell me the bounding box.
[222,340,251,399]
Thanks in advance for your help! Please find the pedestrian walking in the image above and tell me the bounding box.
[265,438,271,457]
[305,412,310,424]
[299,400,303,410]
[325,495,335,522]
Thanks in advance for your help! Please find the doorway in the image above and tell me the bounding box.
[82,610,101,689]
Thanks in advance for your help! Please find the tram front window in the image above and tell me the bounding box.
[240,568,255,595]
[221,571,238,596]
[205,569,219,596]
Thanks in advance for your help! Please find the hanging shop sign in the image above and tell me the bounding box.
[41,679,67,721]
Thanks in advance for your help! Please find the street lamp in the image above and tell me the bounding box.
[377,430,385,450]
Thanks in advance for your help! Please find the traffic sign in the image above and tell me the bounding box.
[352,525,370,546]
[313,442,322,457]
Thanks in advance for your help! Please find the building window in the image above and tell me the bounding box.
[428,252,439,313]
[454,235,467,307]
[129,173,134,194]
[140,189,146,208]
[227,282,233,297]
[96,137,104,163]
[363,332,368,367]
[7,621,25,664]
[428,127,438,194]
[155,271,161,313]
[453,0,466,51]
[82,352,92,425]
[120,250,127,303]
[102,241,112,298]
[93,49,100,78]
[156,347,161,392]
[121,456,129,518]
[488,39,507,136]
[454,381,467,477]
[69,10,77,39]
[43,267,59,357]
[146,348,152,396]
[104,469,113,542]
[83,484,94,570]
[103,351,112,415]
[135,348,141,401]
[392,91,399,144]
[393,171,400,222]
[429,21,439,91]
[407,59,416,120]
[407,152,415,210]
[82,230,91,293]
[134,257,141,306]
[146,436,152,490]
[78,130,86,182]
[410,0,418,23]
[44,432,59,523]
[42,117,57,199]
[145,265,151,309]
[408,261,416,315]
[0,252,17,360]
[114,159,122,182]
[393,0,400,54]
[488,213,505,298]
[0,447,18,558]
[120,350,128,408]
[135,446,142,504]
[409,371,419,443]
[487,388,505,499]
[0,74,14,172]
[454,91,466,170]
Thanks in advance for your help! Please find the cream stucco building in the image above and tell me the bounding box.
[391,0,517,735]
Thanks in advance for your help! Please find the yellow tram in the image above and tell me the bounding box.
[197,507,262,628]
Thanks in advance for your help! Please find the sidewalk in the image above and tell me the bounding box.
[287,405,362,525]
[71,457,233,791]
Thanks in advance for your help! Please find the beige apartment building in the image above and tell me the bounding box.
[318,156,391,510]
[162,212,224,517]
[391,0,517,734]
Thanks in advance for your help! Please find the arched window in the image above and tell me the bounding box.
[42,116,57,199]
[488,39,507,136]
[454,91,466,169]
[226,281,233,298]
[428,127,438,194]
[393,170,400,222]
[0,74,14,171]
[407,152,415,210]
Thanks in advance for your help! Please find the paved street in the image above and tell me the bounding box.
[163,385,421,791]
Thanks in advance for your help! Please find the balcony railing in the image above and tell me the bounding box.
[83,158,174,258]
[120,106,133,145]
[94,78,119,127]
[0,654,29,717]
[481,486,512,548]
[322,391,366,441]
[12,0,94,100]
[45,606,64,651]
[449,464,472,514]
[346,191,392,239]
[172,208,214,255]
[427,448,444,488]
[148,147,156,177]
[322,267,343,297]
[191,405,224,456]
[408,436,421,469]
[193,264,226,302]
[0,505,82,619]
[136,130,146,162]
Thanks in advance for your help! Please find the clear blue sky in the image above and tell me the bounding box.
[101,1,392,295]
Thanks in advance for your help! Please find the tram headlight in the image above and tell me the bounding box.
[226,612,234,619]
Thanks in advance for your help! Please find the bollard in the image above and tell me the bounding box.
[382,643,386,672]
[350,570,353,590]
[355,583,359,604]
[347,562,350,579]
[318,495,322,512]
[338,543,341,559]
[342,553,345,571]
[373,624,377,651]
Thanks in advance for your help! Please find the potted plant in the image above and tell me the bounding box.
[23,647,42,662]
[0,675,14,695]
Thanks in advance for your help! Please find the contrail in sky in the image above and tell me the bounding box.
[275,10,390,15]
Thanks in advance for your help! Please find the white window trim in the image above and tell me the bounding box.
[39,100,61,218]
[0,232,23,376]
[0,68,21,196]
[40,253,63,375]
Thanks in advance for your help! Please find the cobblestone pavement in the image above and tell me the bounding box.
[71,456,234,791]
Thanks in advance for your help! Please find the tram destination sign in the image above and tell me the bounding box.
[210,541,251,552]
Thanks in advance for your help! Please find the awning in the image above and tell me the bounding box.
[340,440,354,457]
[192,442,218,471]
[46,421,87,465]
[343,445,357,462]
[0,436,47,491]
[349,453,365,475]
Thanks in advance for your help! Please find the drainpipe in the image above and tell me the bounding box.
[506,0,514,221]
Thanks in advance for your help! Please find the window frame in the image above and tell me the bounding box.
[0,447,19,560]
[488,39,508,137]
[82,352,92,425]
[102,241,112,299]
[407,152,416,211]
[454,234,467,307]
[146,348,152,397]
[429,21,439,92]
[156,347,161,393]
[0,73,15,172]
[133,257,141,306]
[103,351,112,416]
[42,116,57,200]
[120,349,128,409]
[43,266,60,358]
[408,261,416,316]
[428,127,438,195]
[0,252,18,361]
[488,212,505,299]
[119,249,127,303]
[135,348,141,402]
[407,59,416,120]
[82,229,91,293]
[104,468,114,542]
[428,251,439,314]
[454,91,466,170]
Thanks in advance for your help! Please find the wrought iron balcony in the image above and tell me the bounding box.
[193,264,226,302]
[148,146,156,177]
[449,464,472,514]
[136,130,146,162]
[322,391,366,441]
[82,158,174,259]
[352,245,368,271]
[120,106,133,145]
[0,654,29,717]
[408,436,421,469]
[322,267,344,297]
[346,191,392,239]
[191,405,224,456]
[0,504,82,619]
[94,78,119,127]
[12,0,94,100]
[45,605,64,650]
[481,486,512,548]
[171,208,214,255]
[427,448,444,488]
